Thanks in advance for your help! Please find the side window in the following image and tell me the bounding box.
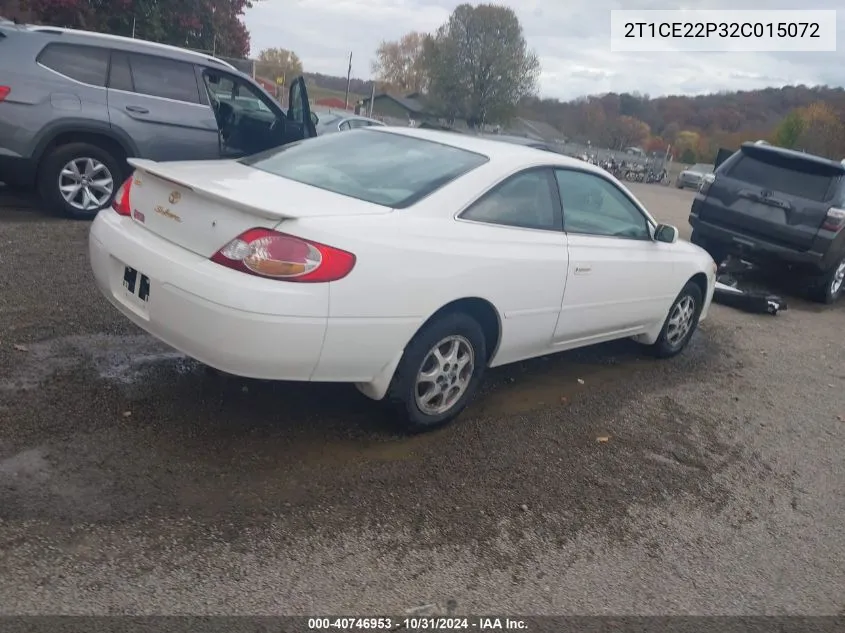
[461,169,561,231]
[38,43,109,87]
[107,52,134,91]
[555,169,650,239]
[127,54,200,103]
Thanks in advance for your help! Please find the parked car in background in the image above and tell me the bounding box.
[689,142,845,303]
[676,163,714,189]
[0,23,316,218]
[90,127,716,432]
[312,110,385,135]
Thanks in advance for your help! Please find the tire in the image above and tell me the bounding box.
[808,256,845,304]
[38,142,124,220]
[387,312,488,433]
[650,281,704,359]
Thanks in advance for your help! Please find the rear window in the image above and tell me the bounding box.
[727,152,840,202]
[240,129,489,208]
[38,43,109,87]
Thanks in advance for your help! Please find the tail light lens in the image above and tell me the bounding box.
[211,228,356,283]
[699,173,715,195]
[112,175,134,216]
[822,207,845,232]
[0,86,10,102]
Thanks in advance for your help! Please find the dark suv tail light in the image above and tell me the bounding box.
[211,228,356,283]
[0,86,10,102]
[821,207,845,232]
[699,173,715,195]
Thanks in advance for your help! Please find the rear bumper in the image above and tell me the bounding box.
[89,211,329,380]
[689,213,828,271]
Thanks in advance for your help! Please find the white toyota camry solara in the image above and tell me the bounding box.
[89,127,717,432]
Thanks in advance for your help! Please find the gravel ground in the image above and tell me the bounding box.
[0,184,843,615]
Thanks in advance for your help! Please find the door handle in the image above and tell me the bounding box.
[125,105,149,114]
[574,266,592,275]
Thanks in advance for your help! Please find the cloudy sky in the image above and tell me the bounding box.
[243,0,844,101]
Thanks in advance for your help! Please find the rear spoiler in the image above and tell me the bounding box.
[127,158,298,221]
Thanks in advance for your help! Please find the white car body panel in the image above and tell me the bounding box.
[90,128,716,401]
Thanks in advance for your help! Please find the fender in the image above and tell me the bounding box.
[31,118,140,164]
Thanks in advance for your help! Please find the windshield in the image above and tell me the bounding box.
[240,129,489,208]
[315,113,342,126]
[689,163,713,173]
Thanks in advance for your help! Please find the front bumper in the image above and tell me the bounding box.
[89,211,329,380]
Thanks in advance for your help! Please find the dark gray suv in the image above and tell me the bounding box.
[0,22,316,219]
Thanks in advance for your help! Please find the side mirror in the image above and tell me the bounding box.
[310,112,319,126]
[654,224,678,244]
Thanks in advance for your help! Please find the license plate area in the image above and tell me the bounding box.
[122,265,151,308]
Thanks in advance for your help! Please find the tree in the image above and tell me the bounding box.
[23,0,256,57]
[608,115,650,149]
[773,110,805,149]
[423,4,540,126]
[255,48,303,84]
[371,32,428,94]
[794,102,845,159]
[680,148,697,164]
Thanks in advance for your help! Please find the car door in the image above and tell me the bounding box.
[552,167,677,346]
[458,167,569,364]
[200,69,290,158]
[287,76,317,141]
[105,51,220,161]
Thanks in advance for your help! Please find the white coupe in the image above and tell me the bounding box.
[89,128,717,432]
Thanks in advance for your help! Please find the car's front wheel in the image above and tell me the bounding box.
[38,142,123,220]
[387,312,487,433]
[650,281,704,358]
[809,256,845,304]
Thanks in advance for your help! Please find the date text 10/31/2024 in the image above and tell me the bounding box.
[307,617,529,630]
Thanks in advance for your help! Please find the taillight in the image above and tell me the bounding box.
[821,207,845,232]
[112,175,134,216]
[699,173,715,195]
[0,86,10,102]
[211,228,356,283]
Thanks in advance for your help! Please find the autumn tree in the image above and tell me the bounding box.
[423,4,540,126]
[793,102,845,159]
[371,32,428,94]
[255,48,303,84]
[773,111,805,149]
[23,0,256,57]
[606,116,650,150]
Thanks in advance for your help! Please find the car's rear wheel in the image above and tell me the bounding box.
[809,256,845,304]
[387,312,487,433]
[38,142,123,220]
[650,281,704,358]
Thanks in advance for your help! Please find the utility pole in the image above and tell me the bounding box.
[131,17,136,38]
[344,51,352,109]
[368,81,376,117]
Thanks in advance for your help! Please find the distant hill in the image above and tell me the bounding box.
[519,84,845,145]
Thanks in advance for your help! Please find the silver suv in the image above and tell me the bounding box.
[0,21,316,219]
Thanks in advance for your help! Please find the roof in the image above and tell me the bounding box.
[504,117,562,141]
[366,93,429,114]
[22,25,237,71]
[370,127,600,172]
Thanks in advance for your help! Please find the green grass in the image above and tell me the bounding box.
[307,85,365,104]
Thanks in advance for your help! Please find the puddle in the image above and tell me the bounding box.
[1,334,196,392]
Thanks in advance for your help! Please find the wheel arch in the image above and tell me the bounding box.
[32,120,138,168]
[354,296,503,402]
